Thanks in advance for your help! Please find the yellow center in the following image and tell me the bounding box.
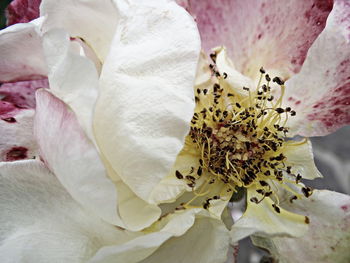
[175,56,312,213]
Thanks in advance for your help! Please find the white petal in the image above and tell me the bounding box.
[34,89,123,226]
[0,160,133,263]
[0,22,47,82]
[230,187,309,242]
[42,28,99,140]
[283,0,350,137]
[89,209,230,263]
[40,0,118,62]
[94,0,200,203]
[284,139,322,180]
[252,190,350,263]
[0,108,38,161]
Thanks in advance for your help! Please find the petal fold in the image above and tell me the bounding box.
[0,160,133,263]
[94,0,200,203]
[34,89,122,226]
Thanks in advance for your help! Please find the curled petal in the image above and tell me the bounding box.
[41,0,119,62]
[284,0,350,136]
[284,139,322,180]
[0,22,47,82]
[252,190,350,263]
[0,160,133,262]
[34,89,122,226]
[94,0,200,203]
[230,187,309,242]
[89,209,230,263]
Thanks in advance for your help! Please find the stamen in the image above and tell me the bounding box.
[175,65,313,211]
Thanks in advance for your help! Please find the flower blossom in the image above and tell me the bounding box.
[0,0,349,263]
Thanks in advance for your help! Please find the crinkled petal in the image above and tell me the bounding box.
[40,0,118,62]
[0,107,38,162]
[34,89,123,226]
[252,190,350,263]
[187,0,332,79]
[0,78,48,109]
[103,159,161,231]
[42,28,99,139]
[230,187,309,242]
[0,160,134,263]
[94,0,200,203]
[284,0,350,137]
[89,209,230,263]
[5,0,41,26]
[0,22,47,82]
[284,139,322,180]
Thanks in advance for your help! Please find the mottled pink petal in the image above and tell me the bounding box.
[0,107,38,162]
[6,0,41,26]
[284,0,350,137]
[188,0,332,78]
[0,23,47,82]
[252,190,350,263]
[34,89,122,226]
[0,78,48,109]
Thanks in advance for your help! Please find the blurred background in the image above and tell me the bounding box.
[1,1,349,262]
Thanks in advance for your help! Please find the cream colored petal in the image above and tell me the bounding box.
[103,159,161,231]
[230,187,309,242]
[94,0,200,203]
[252,189,350,263]
[90,209,230,263]
[34,90,122,226]
[215,47,255,96]
[284,139,322,180]
[0,160,134,263]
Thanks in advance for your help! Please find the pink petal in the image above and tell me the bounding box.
[34,89,122,226]
[284,0,350,137]
[0,78,48,109]
[0,107,38,162]
[188,0,332,77]
[5,0,41,26]
[0,23,47,82]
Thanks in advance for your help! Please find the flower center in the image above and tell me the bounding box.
[175,58,312,212]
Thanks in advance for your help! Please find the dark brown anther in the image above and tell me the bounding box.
[210,53,217,63]
[228,93,234,97]
[213,83,220,92]
[236,103,241,108]
[175,170,183,179]
[250,197,259,203]
[243,87,250,91]
[290,111,296,116]
[305,216,310,224]
[199,159,203,166]
[272,76,284,85]
[195,96,200,103]
[286,107,291,112]
[290,195,298,203]
[264,191,272,197]
[296,174,302,183]
[259,180,269,186]
[302,187,312,198]
[186,175,196,181]
[275,108,285,113]
[203,202,210,209]
[223,72,228,79]
[265,74,271,82]
[272,204,281,213]
[197,88,201,94]
[197,166,202,176]
[259,67,266,74]
[203,89,208,95]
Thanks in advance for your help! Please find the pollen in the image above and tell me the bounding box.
[175,56,313,212]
